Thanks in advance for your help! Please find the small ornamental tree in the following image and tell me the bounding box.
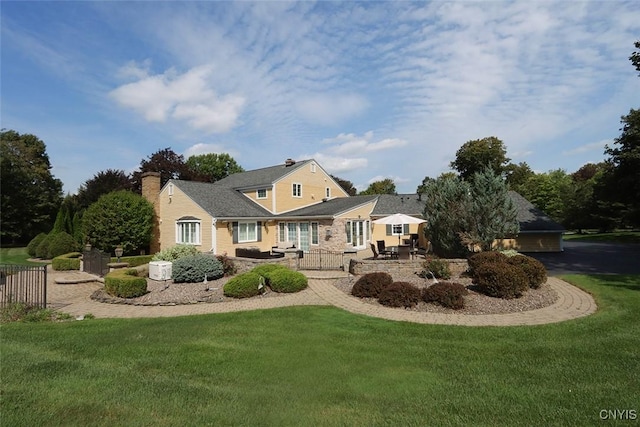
[82,190,154,255]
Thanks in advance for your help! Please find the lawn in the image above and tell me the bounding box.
[0,246,43,266]
[563,230,640,244]
[2,275,639,426]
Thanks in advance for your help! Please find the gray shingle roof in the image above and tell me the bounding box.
[215,159,313,189]
[371,194,426,217]
[171,180,273,219]
[509,191,565,232]
[276,195,378,218]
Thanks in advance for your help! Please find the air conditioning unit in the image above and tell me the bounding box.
[149,261,172,281]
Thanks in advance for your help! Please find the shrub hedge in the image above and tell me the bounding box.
[267,269,308,293]
[104,268,148,298]
[422,282,468,310]
[378,282,421,308]
[507,255,547,289]
[351,272,393,298]
[251,263,287,281]
[473,263,529,299]
[35,234,53,259]
[47,232,79,259]
[223,272,264,298]
[52,252,81,271]
[152,244,199,262]
[172,254,224,283]
[116,255,154,268]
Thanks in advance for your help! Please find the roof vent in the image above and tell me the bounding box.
[285,158,296,167]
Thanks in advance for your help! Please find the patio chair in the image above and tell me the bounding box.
[376,240,391,258]
[370,243,379,259]
[397,245,411,260]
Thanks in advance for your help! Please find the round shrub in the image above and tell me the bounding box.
[152,244,200,262]
[35,233,53,259]
[105,268,148,298]
[507,255,547,289]
[378,282,421,308]
[473,263,529,299]
[223,272,264,298]
[47,232,79,259]
[172,254,224,283]
[251,263,287,280]
[267,269,308,293]
[27,233,48,257]
[422,256,451,280]
[351,272,393,298]
[422,282,468,310]
[467,251,508,274]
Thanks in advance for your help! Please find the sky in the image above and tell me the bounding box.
[2,1,639,195]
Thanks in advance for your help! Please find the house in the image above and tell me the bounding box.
[142,158,564,257]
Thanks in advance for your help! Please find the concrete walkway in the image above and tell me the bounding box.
[47,269,597,326]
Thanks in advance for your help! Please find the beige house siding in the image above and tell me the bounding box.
[372,223,426,248]
[157,184,213,252]
[494,233,563,252]
[241,187,274,212]
[215,221,277,255]
[274,163,348,213]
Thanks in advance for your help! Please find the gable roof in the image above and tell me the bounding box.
[509,191,565,232]
[215,159,313,189]
[276,195,378,218]
[371,194,425,217]
[170,180,273,219]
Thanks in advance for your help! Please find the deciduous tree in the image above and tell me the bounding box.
[331,175,357,196]
[450,136,510,180]
[76,169,132,209]
[359,178,397,195]
[0,130,63,243]
[131,148,188,192]
[185,153,244,183]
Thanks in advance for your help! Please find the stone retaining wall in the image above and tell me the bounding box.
[349,258,468,277]
[231,252,299,273]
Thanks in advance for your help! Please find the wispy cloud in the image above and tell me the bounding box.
[562,140,610,156]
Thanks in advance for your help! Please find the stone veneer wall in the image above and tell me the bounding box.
[349,258,468,277]
[230,252,299,274]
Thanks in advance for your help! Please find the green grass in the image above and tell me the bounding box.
[0,247,44,265]
[563,230,640,244]
[2,275,639,426]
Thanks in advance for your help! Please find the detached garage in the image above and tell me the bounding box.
[496,191,565,253]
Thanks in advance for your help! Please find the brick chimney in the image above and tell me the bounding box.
[141,172,161,254]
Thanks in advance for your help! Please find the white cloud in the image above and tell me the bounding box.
[110,64,245,133]
[306,153,368,174]
[321,132,407,156]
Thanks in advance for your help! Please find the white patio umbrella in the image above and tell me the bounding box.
[373,213,426,245]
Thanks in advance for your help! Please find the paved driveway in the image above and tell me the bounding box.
[527,241,640,276]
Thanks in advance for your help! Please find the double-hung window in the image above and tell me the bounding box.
[292,183,302,197]
[238,222,257,243]
[176,218,201,245]
[257,189,267,199]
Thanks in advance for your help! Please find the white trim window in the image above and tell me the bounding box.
[292,183,302,197]
[392,224,403,235]
[311,222,319,245]
[256,188,267,199]
[238,222,258,243]
[176,219,201,245]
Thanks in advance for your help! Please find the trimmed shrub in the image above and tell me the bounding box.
[47,232,79,259]
[267,269,308,293]
[172,254,224,283]
[467,251,508,274]
[35,233,53,259]
[216,254,237,276]
[422,282,468,310]
[473,263,529,299]
[27,233,48,257]
[223,272,264,298]
[351,272,393,298]
[421,256,451,280]
[152,244,199,262]
[105,268,148,298]
[52,252,81,271]
[378,282,421,308]
[251,264,287,285]
[117,255,154,268]
[507,255,547,289]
